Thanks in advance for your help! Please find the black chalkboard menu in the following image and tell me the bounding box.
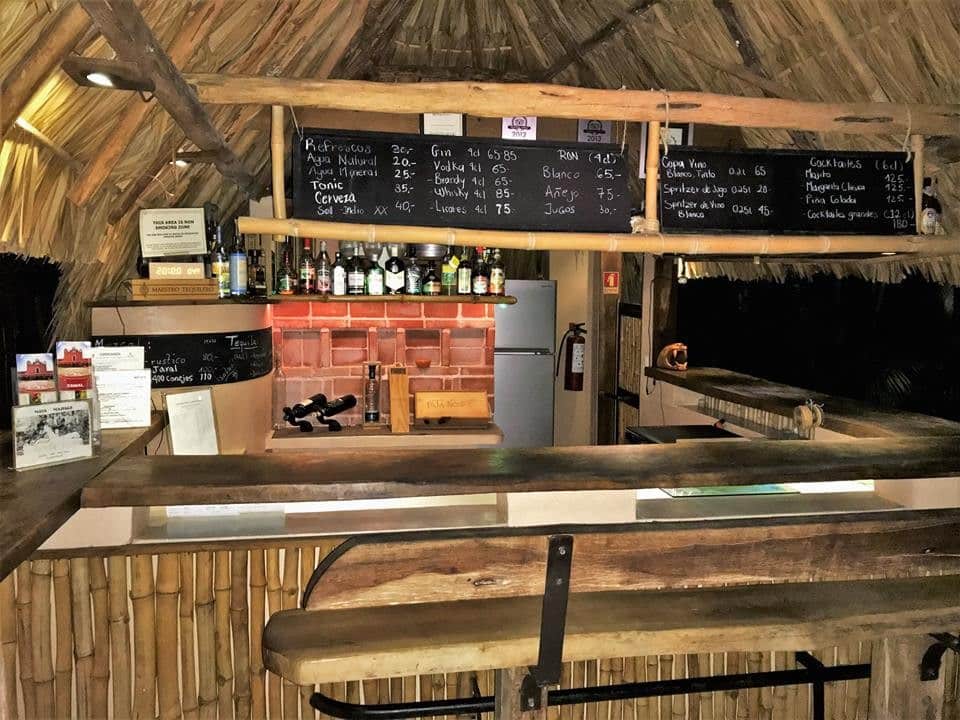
[92,328,272,388]
[292,129,631,232]
[660,147,915,235]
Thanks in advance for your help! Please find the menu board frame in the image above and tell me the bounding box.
[291,128,632,233]
[659,146,915,236]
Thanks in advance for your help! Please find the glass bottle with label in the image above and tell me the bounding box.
[921,177,944,235]
[441,248,458,295]
[230,232,248,297]
[299,238,316,294]
[316,240,332,294]
[366,255,385,295]
[363,361,382,424]
[456,246,473,295]
[347,249,366,295]
[210,223,230,299]
[331,250,347,296]
[277,242,296,296]
[404,246,422,295]
[489,248,505,296]
[384,244,405,295]
[471,246,489,295]
[423,262,441,296]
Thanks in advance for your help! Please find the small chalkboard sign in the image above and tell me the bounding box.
[92,328,272,389]
[291,129,631,233]
[660,147,915,235]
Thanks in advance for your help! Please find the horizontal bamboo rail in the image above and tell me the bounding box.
[237,216,960,257]
[0,543,950,719]
[185,73,960,137]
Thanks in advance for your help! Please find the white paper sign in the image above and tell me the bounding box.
[91,346,145,371]
[577,119,612,144]
[502,115,537,141]
[95,370,152,429]
[12,400,93,470]
[165,388,219,455]
[139,207,206,258]
[421,113,464,136]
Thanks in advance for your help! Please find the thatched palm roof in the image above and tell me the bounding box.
[2,0,960,335]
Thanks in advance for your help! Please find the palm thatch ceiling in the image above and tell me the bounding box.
[2,0,960,335]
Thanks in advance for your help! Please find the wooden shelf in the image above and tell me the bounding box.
[271,294,516,304]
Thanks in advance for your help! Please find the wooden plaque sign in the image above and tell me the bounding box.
[414,391,490,421]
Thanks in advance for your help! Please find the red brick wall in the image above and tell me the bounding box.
[273,302,495,427]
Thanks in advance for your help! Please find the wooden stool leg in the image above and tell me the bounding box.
[869,636,946,720]
[495,668,547,720]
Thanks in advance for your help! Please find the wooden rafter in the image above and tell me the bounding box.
[80,0,257,197]
[314,0,371,79]
[0,3,90,140]
[464,0,485,68]
[499,1,551,70]
[68,0,229,207]
[809,0,890,102]
[367,64,528,82]
[339,0,407,79]
[540,0,659,81]
[185,74,960,137]
[537,0,601,86]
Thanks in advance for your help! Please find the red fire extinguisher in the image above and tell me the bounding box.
[556,322,587,391]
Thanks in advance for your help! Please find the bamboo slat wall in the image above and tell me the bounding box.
[1,541,958,720]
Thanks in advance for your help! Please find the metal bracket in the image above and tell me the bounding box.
[921,633,960,681]
[519,535,573,712]
[795,652,826,720]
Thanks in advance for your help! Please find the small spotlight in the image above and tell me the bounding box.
[881,252,897,256]
[86,72,114,88]
[172,159,189,168]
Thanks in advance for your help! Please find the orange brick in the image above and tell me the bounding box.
[449,347,485,366]
[281,336,303,367]
[273,301,310,318]
[309,318,349,329]
[423,303,458,318]
[450,328,485,347]
[349,302,386,318]
[405,329,441,348]
[333,377,363,398]
[460,303,486,318]
[274,318,311,330]
[311,301,348,317]
[301,332,324,368]
[385,303,422,318]
[384,319,426,329]
[409,377,444,394]
[331,347,367,366]
[460,376,493,393]
[331,329,367,348]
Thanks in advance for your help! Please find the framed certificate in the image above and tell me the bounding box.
[163,387,220,455]
[12,400,94,470]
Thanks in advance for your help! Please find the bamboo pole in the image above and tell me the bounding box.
[0,573,18,720]
[232,550,253,720]
[271,105,288,247]
[281,547,300,720]
[15,565,35,720]
[30,560,54,720]
[250,549,267,720]
[131,555,156,720]
[0,2,90,139]
[644,120,661,233]
[912,135,925,234]
[72,557,95,720]
[265,549,283,720]
[196,552,218,720]
[156,554,182,720]
[215,550,235,720]
[90,558,111,718]
[186,73,960,137]
[181,554,199,720]
[236,216,960,257]
[53,560,74,720]
[299,545,316,720]
[109,556,133,720]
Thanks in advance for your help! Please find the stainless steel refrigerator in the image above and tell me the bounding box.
[494,280,557,448]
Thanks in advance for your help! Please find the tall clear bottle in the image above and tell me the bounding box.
[299,237,316,294]
[456,247,473,295]
[404,246,422,295]
[209,221,231,299]
[331,250,347,296]
[316,240,332,295]
[276,242,296,296]
[441,248,458,296]
[229,231,248,297]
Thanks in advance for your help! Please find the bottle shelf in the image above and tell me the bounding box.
[271,294,517,305]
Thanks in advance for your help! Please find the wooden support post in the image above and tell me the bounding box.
[912,134,925,234]
[597,252,622,444]
[494,668,547,720]
[651,256,678,365]
[0,3,90,140]
[869,636,945,719]
[644,121,661,233]
[271,105,287,246]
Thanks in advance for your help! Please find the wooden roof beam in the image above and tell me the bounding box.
[80,0,257,197]
[809,0,890,103]
[68,0,229,207]
[0,3,91,141]
[537,0,602,86]
[184,74,960,137]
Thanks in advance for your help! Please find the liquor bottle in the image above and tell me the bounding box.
[316,241,332,295]
[331,250,347,296]
[251,250,267,297]
[423,262,441,295]
[404,246,422,295]
[471,246,489,295]
[489,248,506,296]
[363,362,382,424]
[456,246,473,295]
[366,256,385,296]
[298,238,316,294]
[441,248,458,295]
[276,243,296,295]
[210,223,230,299]
[921,177,944,235]
[347,249,366,295]
[229,232,248,296]
[384,244,405,295]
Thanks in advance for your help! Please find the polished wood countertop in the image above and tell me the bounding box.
[0,414,164,580]
[82,435,960,507]
[646,366,960,439]
[267,424,503,451]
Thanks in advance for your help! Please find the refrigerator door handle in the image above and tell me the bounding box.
[494,348,553,356]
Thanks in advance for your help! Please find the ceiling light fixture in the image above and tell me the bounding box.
[85,72,115,88]
[62,55,154,94]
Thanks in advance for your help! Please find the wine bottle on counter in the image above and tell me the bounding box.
[347,250,366,295]
[441,248,458,295]
[299,237,316,294]
[385,244,405,295]
[472,246,489,295]
[229,232,247,297]
[423,262,441,295]
[277,243,296,296]
[489,248,506,296]
[457,246,473,295]
[331,250,347,296]
[316,240,332,295]
[404,246,422,295]
[210,223,230,299]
